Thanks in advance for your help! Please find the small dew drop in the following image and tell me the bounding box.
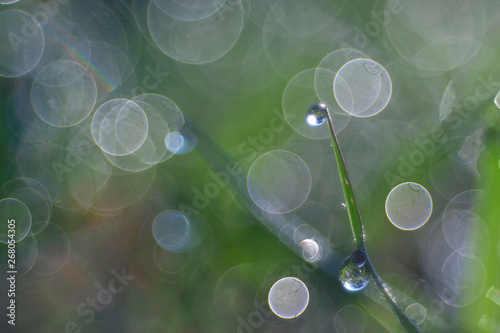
[349,249,366,267]
[339,250,369,292]
[306,103,328,126]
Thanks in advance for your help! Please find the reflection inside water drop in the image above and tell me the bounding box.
[349,249,366,267]
[306,103,328,126]
[339,250,369,292]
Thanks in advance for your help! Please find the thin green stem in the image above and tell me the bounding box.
[365,258,421,333]
[324,108,420,333]
[325,111,365,250]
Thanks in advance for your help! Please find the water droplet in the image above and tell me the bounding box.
[339,250,369,292]
[306,103,328,126]
[349,249,366,267]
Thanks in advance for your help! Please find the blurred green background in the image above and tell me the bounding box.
[0,0,499,332]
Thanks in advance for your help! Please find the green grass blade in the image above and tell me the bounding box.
[324,109,420,333]
[365,258,421,333]
[324,110,365,250]
[465,127,500,332]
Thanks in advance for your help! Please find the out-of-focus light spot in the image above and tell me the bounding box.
[268,277,309,319]
[494,90,500,109]
[435,251,486,307]
[479,315,500,333]
[299,238,321,262]
[0,10,44,77]
[334,58,392,117]
[442,209,487,257]
[165,131,184,153]
[0,198,32,243]
[32,60,97,127]
[30,222,70,276]
[486,286,500,306]
[385,182,432,230]
[405,303,426,325]
[334,305,367,333]
[152,210,191,252]
[440,81,455,121]
[385,0,485,72]
[247,150,311,214]
[148,0,244,64]
[92,99,148,156]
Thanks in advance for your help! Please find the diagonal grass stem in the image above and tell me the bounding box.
[322,105,421,333]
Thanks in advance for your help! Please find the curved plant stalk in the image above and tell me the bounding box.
[189,113,419,332]
[324,109,421,333]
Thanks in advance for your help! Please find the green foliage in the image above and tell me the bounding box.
[325,108,421,333]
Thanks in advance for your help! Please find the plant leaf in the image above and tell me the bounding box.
[324,109,421,333]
